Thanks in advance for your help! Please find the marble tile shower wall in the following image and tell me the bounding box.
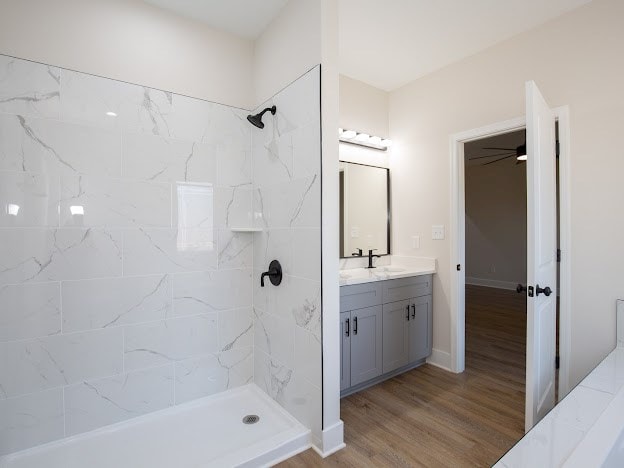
[251,67,323,441]
[0,55,255,455]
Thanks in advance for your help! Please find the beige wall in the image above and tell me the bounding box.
[340,75,388,136]
[389,0,624,387]
[0,0,254,108]
[339,75,390,168]
[465,159,527,288]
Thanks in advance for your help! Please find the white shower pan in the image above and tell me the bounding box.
[0,385,310,468]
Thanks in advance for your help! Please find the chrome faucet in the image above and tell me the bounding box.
[366,249,381,269]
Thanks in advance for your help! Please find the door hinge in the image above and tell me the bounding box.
[457,264,461,271]
[557,249,561,263]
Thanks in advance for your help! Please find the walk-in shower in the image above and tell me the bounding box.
[0,54,322,467]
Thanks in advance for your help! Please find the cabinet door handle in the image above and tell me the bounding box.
[412,304,416,319]
[353,316,358,335]
[345,318,350,337]
[406,304,410,321]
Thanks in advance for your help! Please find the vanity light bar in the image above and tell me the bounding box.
[339,128,392,151]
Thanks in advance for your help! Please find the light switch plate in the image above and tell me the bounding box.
[432,225,445,240]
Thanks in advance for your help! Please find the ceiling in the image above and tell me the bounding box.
[464,129,526,167]
[339,0,592,91]
[143,0,591,91]
[143,0,289,39]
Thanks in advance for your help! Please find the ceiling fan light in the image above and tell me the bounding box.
[517,154,527,161]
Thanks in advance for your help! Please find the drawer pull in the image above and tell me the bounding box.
[353,316,358,335]
[406,304,410,321]
[345,318,350,337]
[412,304,416,319]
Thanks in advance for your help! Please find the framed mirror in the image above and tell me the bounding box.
[339,161,390,258]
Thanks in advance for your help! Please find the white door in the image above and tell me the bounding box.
[525,80,558,432]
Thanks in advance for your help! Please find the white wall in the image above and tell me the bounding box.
[319,0,343,455]
[465,159,527,289]
[389,0,624,387]
[0,0,254,109]
[339,75,390,167]
[339,75,388,136]
[252,0,343,454]
[253,0,321,105]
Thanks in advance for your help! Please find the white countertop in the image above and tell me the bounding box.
[496,300,624,467]
[339,263,436,286]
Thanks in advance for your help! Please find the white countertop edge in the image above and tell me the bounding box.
[339,267,436,286]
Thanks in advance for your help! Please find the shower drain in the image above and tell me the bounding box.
[242,414,260,425]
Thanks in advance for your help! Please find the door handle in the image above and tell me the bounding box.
[412,304,416,319]
[516,284,527,294]
[353,316,358,335]
[406,304,410,321]
[536,284,552,297]
[345,318,350,337]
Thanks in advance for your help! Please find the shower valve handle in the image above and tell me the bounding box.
[260,260,283,287]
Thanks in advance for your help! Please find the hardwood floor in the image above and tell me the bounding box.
[278,285,526,467]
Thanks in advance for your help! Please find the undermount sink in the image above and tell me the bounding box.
[379,267,406,273]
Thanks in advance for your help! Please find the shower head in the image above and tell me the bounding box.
[247,105,276,129]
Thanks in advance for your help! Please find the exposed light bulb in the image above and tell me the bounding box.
[369,136,382,146]
[106,111,117,117]
[338,128,343,135]
[70,205,85,215]
[6,203,19,216]
[381,139,393,148]
[517,154,527,161]
[355,133,370,142]
[341,130,356,139]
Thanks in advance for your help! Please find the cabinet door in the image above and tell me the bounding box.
[382,300,410,373]
[340,311,351,391]
[408,295,432,362]
[350,305,383,386]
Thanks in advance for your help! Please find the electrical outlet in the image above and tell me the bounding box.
[412,235,420,249]
[432,225,445,240]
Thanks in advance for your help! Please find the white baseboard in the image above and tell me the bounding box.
[312,420,345,458]
[465,276,519,291]
[427,348,453,372]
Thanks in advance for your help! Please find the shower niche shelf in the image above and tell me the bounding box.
[230,227,263,232]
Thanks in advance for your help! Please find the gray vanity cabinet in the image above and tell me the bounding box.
[408,295,432,362]
[340,283,384,390]
[382,300,410,373]
[340,274,433,396]
[340,307,383,389]
[348,305,383,386]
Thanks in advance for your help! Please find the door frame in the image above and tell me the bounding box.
[449,106,572,399]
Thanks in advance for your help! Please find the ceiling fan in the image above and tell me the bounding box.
[469,144,527,166]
